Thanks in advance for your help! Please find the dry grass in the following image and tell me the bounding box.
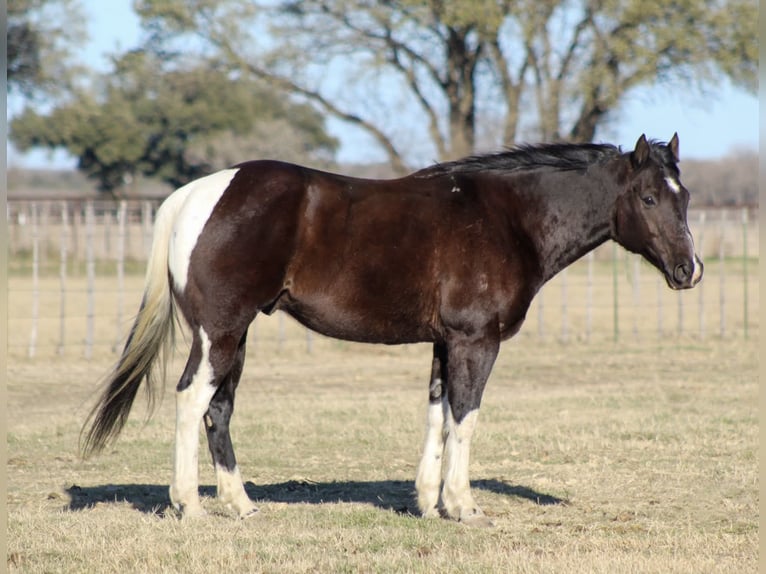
[6,255,759,572]
[7,306,758,573]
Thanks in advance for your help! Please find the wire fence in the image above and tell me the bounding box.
[7,199,759,359]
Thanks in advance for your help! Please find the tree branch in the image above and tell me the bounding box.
[215,37,409,173]
[484,33,526,145]
[387,36,448,159]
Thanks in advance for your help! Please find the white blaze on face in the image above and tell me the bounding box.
[168,168,239,292]
[665,176,681,194]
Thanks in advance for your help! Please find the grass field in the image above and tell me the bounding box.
[7,300,758,573]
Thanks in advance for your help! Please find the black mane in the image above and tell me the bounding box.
[413,141,666,178]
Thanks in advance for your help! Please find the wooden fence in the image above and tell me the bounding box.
[6,199,759,359]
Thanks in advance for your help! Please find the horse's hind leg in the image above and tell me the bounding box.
[169,325,242,518]
[415,343,448,517]
[204,332,258,518]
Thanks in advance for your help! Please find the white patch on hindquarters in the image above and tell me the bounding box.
[168,169,239,292]
[665,176,681,194]
[170,326,217,517]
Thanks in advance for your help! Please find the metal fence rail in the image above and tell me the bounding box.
[7,199,759,358]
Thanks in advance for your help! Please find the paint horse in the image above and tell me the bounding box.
[82,134,702,526]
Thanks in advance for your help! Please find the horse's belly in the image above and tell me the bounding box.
[277,290,438,345]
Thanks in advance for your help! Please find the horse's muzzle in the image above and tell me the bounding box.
[670,254,703,289]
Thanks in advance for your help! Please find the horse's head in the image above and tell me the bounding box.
[613,133,703,290]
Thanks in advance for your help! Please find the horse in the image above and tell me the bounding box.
[81,133,703,526]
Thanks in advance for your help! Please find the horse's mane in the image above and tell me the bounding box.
[413,140,673,178]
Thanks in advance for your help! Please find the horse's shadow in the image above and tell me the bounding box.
[65,478,566,516]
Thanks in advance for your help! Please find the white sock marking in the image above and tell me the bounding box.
[415,394,447,515]
[171,326,217,515]
[215,464,258,517]
[168,168,239,292]
[441,408,480,519]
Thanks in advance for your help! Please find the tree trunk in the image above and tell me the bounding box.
[444,26,479,160]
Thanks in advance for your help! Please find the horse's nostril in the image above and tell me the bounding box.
[673,263,690,284]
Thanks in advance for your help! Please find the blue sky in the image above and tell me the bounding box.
[7,0,758,169]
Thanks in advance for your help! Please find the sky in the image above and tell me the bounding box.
[7,0,759,170]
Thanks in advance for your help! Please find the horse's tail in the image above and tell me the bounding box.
[80,190,188,458]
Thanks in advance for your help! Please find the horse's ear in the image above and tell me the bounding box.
[668,132,680,162]
[632,134,650,168]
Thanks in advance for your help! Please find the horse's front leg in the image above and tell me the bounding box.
[440,329,499,527]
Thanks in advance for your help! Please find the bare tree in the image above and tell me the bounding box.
[134,0,757,171]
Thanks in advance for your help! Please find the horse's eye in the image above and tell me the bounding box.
[641,195,656,207]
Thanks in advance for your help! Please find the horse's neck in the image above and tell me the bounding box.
[517,167,620,284]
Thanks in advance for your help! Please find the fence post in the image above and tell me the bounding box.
[85,201,96,359]
[656,274,663,337]
[249,318,257,356]
[586,252,593,342]
[278,312,285,352]
[560,268,568,342]
[58,201,69,355]
[697,211,706,339]
[632,256,640,339]
[612,243,619,342]
[39,202,49,271]
[72,204,81,266]
[124,200,133,260]
[719,210,726,338]
[142,201,153,259]
[677,258,685,336]
[28,203,39,358]
[114,200,127,352]
[7,203,15,258]
[741,208,748,339]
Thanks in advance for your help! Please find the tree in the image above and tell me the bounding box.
[134,0,757,171]
[9,52,339,193]
[7,0,88,98]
